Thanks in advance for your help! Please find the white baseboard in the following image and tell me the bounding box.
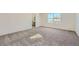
[40,26,74,31]
[0,27,32,36]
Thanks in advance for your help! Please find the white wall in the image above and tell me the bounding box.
[36,13,40,27]
[76,14,79,36]
[40,13,76,31]
[32,13,40,27]
[0,13,32,36]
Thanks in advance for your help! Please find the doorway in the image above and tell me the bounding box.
[32,16,36,28]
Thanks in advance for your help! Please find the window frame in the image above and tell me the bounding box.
[48,13,61,23]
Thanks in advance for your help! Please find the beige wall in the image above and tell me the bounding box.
[0,13,32,36]
[40,13,76,31]
[76,14,79,36]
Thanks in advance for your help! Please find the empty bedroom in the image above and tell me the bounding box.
[0,13,79,46]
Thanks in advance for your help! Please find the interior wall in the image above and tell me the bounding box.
[76,14,79,36]
[32,13,40,27]
[0,13,32,36]
[40,13,76,31]
[36,13,40,27]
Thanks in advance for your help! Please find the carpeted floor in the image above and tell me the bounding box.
[0,27,79,46]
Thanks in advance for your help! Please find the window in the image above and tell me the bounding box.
[48,13,61,23]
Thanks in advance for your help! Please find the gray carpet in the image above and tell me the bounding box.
[0,27,79,46]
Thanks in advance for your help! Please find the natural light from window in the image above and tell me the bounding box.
[30,34,43,39]
[48,13,61,23]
